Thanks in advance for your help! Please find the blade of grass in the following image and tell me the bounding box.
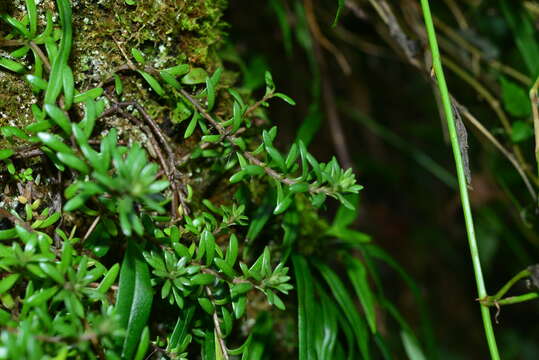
[315,261,370,360]
[292,255,315,360]
[419,1,500,358]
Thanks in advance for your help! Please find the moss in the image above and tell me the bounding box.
[0,0,228,127]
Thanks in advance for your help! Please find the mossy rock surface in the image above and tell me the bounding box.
[1,0,227,128]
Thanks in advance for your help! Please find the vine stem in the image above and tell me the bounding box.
[419,1,501,359]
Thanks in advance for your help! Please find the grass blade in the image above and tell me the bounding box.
[315,261,370,359]
[292,255,315,360]
[116,240,153,359]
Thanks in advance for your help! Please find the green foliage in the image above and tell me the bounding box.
[0,1,387,359]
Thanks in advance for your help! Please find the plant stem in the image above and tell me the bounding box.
[493,268,531,300]
[530,76,539,179]
[419,1,500,359]
[494,292,539,306]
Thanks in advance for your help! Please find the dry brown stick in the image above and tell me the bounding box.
[129,102,187,217]
[82,215,101,243]
[100,102,179,218]
[0,39,51,72]
[205,287,230,360]
[102,99,188,218]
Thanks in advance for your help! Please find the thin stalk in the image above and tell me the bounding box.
[530,76,539,179]
[419,1,501,359]
[492,269,531,300]
[494,292,539,306]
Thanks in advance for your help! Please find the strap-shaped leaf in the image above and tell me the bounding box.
[44,0,72,105]
[137,70,165,96]
[73,87,103,103]
[292,255,315,360]
[168,306,195,350]
[62,65,74,109]
[315,261,370,359]
[25,0,38,37]
[0,57,27,73]
[345,255,377,334]
[44,104,72,135]
[116,241,153,359]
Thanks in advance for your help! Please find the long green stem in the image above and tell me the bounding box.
[419,1,500,359]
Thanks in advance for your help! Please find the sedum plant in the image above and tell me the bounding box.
[0,0,422,359]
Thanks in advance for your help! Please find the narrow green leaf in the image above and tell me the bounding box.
[74,87,103,103]
[10,46,30,58]
[114,74,124,95]
[168,306,195,350]
[316,262,370,359]
[206,77,216,111]
[37,132,73,154]
[225,234,238,267]
[182,67,208,85]
[228,334,252,355]
[33,11,54,44]
[0,149,15,161]
[134,326,150,360]
[44,0,72,105]
[230,282,253,298]
[97,263,120,294]
[164,64,189,76]
[138,70,165,96]
[25,75,48,90]
[1,16,30,38]
[0,228,17,240]
[0,274,20,294]
[221,307,233,337]
[44,104,72,135]
[184,111,199,138]
[160,70,182,90]
[39,263,64,284]
[214,258,236,278]
[232,295,247,319]
[0,57,27,73]
[191,273,215,286]
[57,152,89,174]
[345,256,377,333]
[25,0,38,37]
[116,241,153,360]
[292,255,315,360]
[273,92,296,105]
[62,65,74,110]
[131,48,145,64]
[198,298,214,314]
[401,331,426,360]
[333,0,345,27]
[25,286,59,307]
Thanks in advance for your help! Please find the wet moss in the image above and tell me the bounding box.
[1,0,228,126]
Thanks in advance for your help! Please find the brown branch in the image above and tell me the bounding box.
[100,100,188,218]
[205,286,230,360]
